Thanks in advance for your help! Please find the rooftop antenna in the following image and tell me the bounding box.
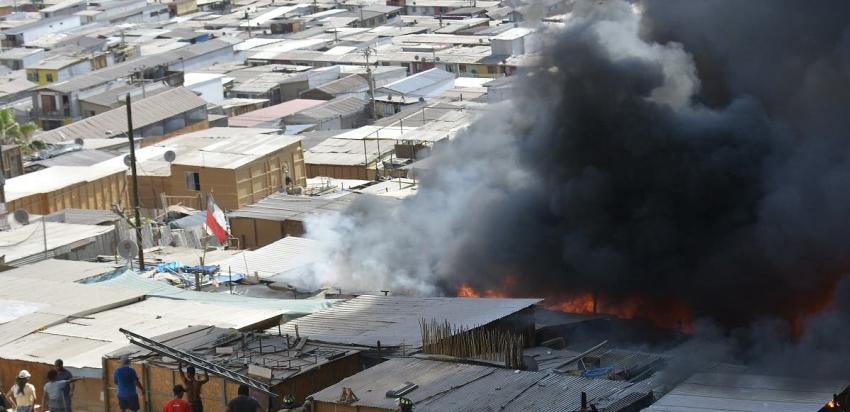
[362,47,378,120]
[117,239,139,270]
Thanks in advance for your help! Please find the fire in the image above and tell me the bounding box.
[549,292,692,331]
[457,283,506,298]
[456,282,691,331]
[828,399,836,408]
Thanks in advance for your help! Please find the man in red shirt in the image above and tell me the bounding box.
[163,385,192,412]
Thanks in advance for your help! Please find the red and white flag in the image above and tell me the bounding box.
[205,193,230,243]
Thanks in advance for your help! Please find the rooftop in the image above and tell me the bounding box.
[228,98,325,128]
[109,325,359,386]
[645,373,849,412]
[279,295,540,347]
[36,87,206,143]
[283,95,367,123]
[311,358,654,411]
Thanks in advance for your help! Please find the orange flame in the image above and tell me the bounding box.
[456,283,507,298]
[549,292,692,331]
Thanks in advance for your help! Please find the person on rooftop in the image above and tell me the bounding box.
[179,364,209,412]
[114,356,144,412]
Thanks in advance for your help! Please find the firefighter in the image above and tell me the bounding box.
[278,394,297,412]
[397,397,413,412]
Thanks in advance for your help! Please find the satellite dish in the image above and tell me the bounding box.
[13,209,29,225]
[117,239,139,259]
[414,55,420,61]
[163,150,176,163]
[435,57,441,62]
[74,138,84,146]
[123,154,132,167]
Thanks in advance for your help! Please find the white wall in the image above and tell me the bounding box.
[21,16,82,44]
[184,74,224,104]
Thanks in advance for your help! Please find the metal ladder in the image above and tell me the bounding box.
[119,328,277,397]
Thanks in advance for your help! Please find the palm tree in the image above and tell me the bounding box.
[0,107,38,152]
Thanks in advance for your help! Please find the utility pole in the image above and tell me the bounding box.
[125,93,145,270]
[363,47,378,120]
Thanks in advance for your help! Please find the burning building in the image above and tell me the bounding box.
[302,0,850,379]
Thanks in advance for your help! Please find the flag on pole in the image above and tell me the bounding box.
[205,193,229,243]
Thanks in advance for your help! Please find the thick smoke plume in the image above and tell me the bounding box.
[305,0,850,372]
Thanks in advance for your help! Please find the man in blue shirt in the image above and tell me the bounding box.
[113,356,144,412]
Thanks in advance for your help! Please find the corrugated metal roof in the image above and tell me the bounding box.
[209,236,319,279]
[44,208,122,225]
[309,74,369,95]
[0,221,115,265]
[229,98,325,127]
[79,81,172,108]
[86,268,338,315]
[378,68,455,98]
[227,191,366,221]
[645,373,848,412]
[311,358,652,411]
[28,149,117,167]
[305,137,393,166]
[0,276,144,346]
[279,295,540,347]
[37,87,206,143]
[5,165,124,200]
[39,39,233,93]
[0,296,285,370]
[0,258,119,282]
[171,132,303,169]
[284,96,367,123]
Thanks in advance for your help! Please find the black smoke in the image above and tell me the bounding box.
[306,0,850,355]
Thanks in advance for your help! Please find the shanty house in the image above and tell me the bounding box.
[1,15,81,47]
[0,47,45,70]
[228,99,325,128]
[282,96,369,131]
[227,191,397,249]
[104,128,306,210]
[35,87,209,144]
[4,164,128,215]
[31,40,235,129]
[106,326,362,412]
[25,55,91,85]
[303,126,403,180]
[0,261,322,412]
[299,74,369,101]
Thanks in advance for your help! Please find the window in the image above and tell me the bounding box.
[185,172,200,191]
[40,94,57,112]
[26,71,37,82]
[45,73,54,83]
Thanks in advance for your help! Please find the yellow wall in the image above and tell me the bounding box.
[27,68,59,85]
[174,0,197,15]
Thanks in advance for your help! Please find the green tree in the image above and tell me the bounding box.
[0,107,38,152]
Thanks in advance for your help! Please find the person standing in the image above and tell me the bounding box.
[179,364,208,412]
[163,385,191,412]
[44,369,81,412]
[6,370,36,412]
[54,359,74,412]
[225,385,260,412]
[113,356,144,412]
